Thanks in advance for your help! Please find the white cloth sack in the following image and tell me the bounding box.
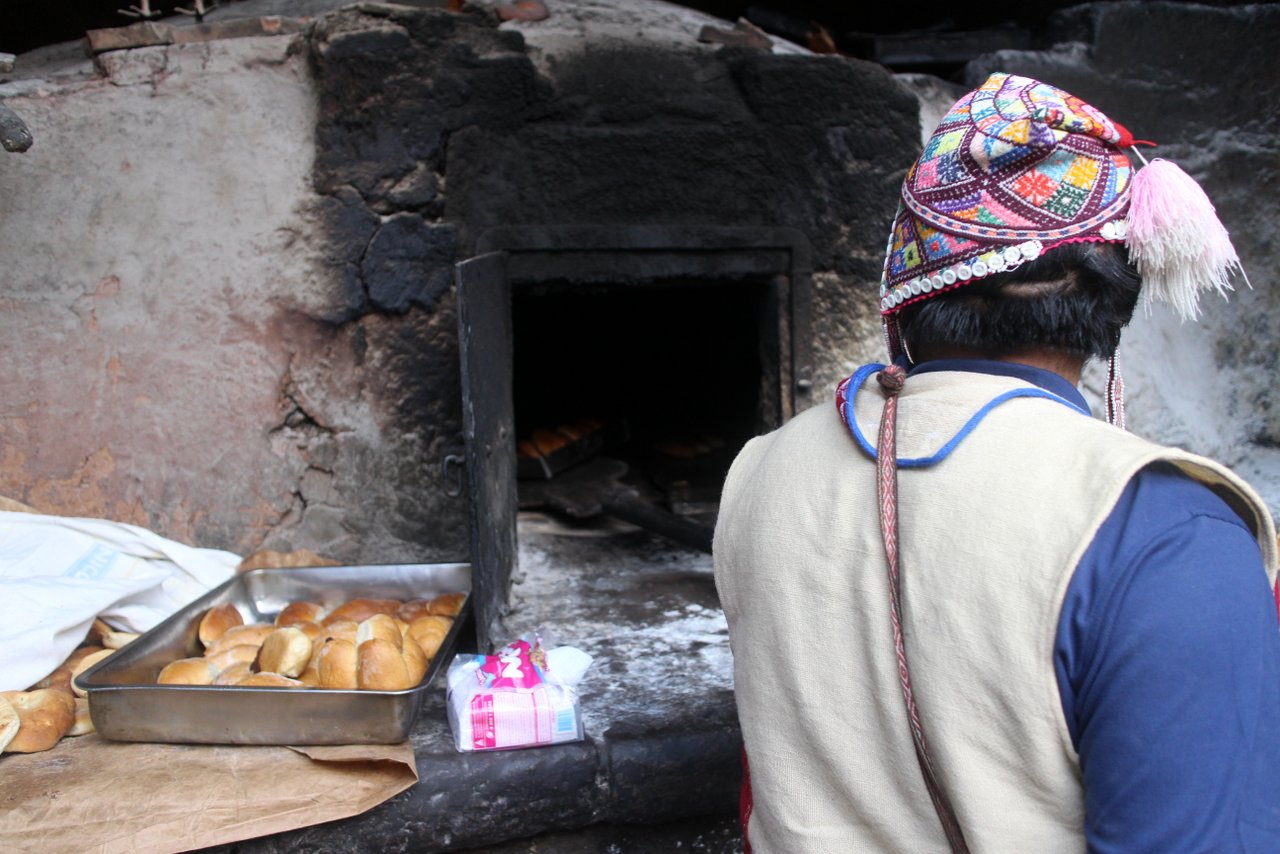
[0,511,239,691]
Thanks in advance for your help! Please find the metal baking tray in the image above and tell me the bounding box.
[74,562,472,745]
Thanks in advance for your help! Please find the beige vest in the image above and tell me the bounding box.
[713,370,1276,853]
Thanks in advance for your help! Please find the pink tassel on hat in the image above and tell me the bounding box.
[1126,157,1244,320]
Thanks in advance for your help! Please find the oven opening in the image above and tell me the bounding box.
[511,275,779,535]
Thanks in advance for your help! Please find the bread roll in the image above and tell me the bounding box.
[357,638,414,691]
[198,603,244,648]
[233,672,307,688]
[31,644,109,695]
[67,696,94,737]
[297,661,322,688]
[66,644,109,670]
[396,598,436,624]
[237,548,340,573]
[318,619,358,645]
[429,592,467,617]
[29,664,73,695]
[291,619,326,643]
[532,428,570,455]
[2,689,76,753]
[407,615,452,660]
[275,601,326,627]
[317,638,358,690]
[204,623,274,656]
[157,657,219,686]
[255,627,312,678]
[212,661,253,686]
[204,643,258,671]
[356,614,402,650]
[102,629,140,649]
[85,618,113,647]
[323,598,400,626]
[0,694,18,753]
[401,634,429,685]
[71,649,115,697]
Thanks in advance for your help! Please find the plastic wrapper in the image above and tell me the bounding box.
[446,630,592,752]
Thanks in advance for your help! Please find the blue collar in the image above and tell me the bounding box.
[909,358,1093,417]
[838,359,1093,467]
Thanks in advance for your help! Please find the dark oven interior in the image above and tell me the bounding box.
[456,227,812,648]
[512,275,781,526]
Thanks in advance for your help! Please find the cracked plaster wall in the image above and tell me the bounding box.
[0,29,469,561]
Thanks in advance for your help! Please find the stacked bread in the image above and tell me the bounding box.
[157,592,467,691]
[1,619,134,754]
[517,417,604,462]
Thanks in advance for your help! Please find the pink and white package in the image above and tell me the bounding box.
[446,631,592,752]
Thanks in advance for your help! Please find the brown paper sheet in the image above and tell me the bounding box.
[0,734,417,853]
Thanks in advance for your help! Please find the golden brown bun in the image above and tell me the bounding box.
[401,635,429,685]
[291,619,326,643]
[212,662,253,686]
[102,629,140,649]
[255,627,313,678]
[356,614,402,650]
[204,623,274,656]
[0,694,18,753]
[204,644,261,673]
[2,689,76,753]
[29,665,73,695]
[396,598,436,624]
[198,604,244,648]
[84,618,113,647]
[429,592,467,617]
[237,548,340,573]
[297,662,322,688]
[31,644,109,694]
[67,696,94,737]
[71,649,115,698]
[275,601,327,627]
[233,672,307,688]
[356,638,414,691]
[66,644,110,670]
[317,639,358,690]
[323,598,401,626]
[407,616,452,661]
[157,657,219,686]
[318,619,358,645]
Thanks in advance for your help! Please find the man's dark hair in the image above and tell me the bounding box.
[897,242,1141,362]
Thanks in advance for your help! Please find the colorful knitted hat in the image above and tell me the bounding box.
[880,72,1244,381]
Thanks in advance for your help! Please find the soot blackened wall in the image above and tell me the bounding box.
[305,5,918,559]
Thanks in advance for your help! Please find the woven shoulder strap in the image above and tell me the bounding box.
[875,364,970,854]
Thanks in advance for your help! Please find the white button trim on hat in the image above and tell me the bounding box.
[880,222,1125,315]
[881,237,1064,314]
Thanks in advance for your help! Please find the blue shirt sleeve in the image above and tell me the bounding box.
[1056,462,1280,853]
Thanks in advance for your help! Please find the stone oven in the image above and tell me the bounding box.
[292,0,922,648]
[296,2,920,647]
[3,0,1279,655]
